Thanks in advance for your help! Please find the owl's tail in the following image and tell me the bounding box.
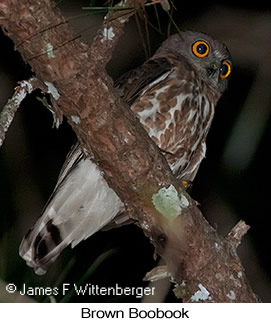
[19,157,124,275]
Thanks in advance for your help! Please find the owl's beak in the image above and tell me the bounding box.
[207,63,218,77]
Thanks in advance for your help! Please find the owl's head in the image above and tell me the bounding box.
[157,31,232,94]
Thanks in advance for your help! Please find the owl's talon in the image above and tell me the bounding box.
[181,181,200,205]
[182,180,193,190]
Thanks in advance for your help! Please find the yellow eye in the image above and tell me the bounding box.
[220,60,231,79]
[192,41,210,58]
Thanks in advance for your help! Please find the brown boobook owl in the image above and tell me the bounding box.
[19,31,232,275]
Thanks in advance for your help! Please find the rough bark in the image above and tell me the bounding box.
[0,0,259,302]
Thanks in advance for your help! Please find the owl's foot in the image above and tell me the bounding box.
[182,180,193,190]
[181,180,200,206]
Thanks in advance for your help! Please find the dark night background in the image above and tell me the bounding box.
[0,0,270,302]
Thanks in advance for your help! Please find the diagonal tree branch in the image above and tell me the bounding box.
[0,0,258,302]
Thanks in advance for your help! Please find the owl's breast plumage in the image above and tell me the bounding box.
[130,66,215,179]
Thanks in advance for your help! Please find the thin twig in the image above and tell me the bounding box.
[0,77,40,148]
[225,220,250,249]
